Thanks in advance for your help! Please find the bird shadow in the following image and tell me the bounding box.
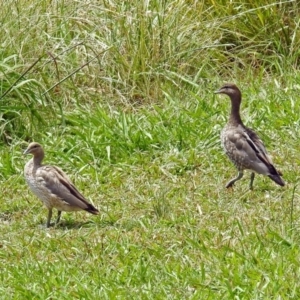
[36,219,116,230]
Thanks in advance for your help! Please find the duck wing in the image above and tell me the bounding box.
[36,165,99,213]
[226,125,280,174]
[244,127,275,167]
[243,127,284,186]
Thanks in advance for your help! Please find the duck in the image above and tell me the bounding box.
[23,142,99,227]
[214,83,285,190]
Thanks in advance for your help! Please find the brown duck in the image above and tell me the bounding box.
[24,142,99,227]
[215,83,285,189]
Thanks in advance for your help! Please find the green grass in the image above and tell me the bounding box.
[1,0,300,299]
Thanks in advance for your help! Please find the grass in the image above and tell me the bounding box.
[1,0,300,298]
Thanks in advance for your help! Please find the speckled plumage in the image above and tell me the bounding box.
[24,142,99,227]
[215,83,285,189]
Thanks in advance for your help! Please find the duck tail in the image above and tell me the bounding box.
[268,174,285,186]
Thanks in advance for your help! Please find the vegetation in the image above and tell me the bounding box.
[1,0,300,298]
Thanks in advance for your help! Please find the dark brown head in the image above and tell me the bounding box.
[23,142,44,157]
[214,83,242,100]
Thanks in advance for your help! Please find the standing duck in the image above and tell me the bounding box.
[215,83,284,190]
[24,142,99,227]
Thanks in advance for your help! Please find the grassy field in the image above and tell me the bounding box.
[1,0,300,298]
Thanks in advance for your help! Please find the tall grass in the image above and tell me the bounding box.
[1,0,299,140]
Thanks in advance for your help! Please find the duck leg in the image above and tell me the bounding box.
[46,209,53,228]
[56,211,62,225]
[226,171,244,188]
[249,172,255,190]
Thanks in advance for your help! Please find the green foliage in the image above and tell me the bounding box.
[206,0,300,74]
[1,0,300,299]
[1,0,299,140]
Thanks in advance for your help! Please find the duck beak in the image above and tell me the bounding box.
[214,89,221,94]
[23,148,30,155]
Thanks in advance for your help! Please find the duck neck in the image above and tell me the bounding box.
[229,94,243,125]
[33,151,44,166]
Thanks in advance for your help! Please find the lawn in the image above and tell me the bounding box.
[1,0,300,299]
